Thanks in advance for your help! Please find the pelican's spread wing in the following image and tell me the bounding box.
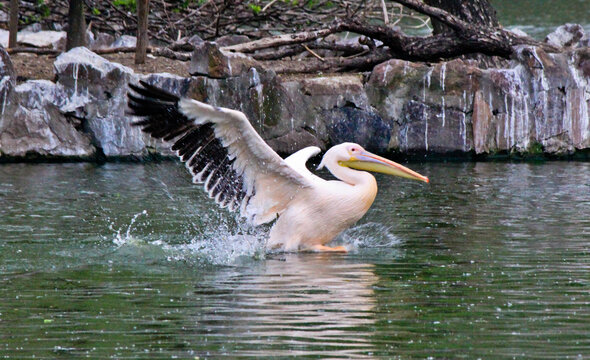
[128,80,312,225]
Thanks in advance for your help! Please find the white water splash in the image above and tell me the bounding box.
[110,209,268,265]
[337,223,402,250]
[163,232,267,265]
[112,210,148,247]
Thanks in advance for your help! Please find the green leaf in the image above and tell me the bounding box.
[248,4,262,14]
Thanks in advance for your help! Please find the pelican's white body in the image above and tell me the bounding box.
[267,145,378,250]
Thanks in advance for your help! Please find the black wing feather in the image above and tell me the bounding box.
[127,81,247,210]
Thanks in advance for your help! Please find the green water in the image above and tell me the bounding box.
[493,0,590,38]
[1,161,590,358]
[405,0,590,39]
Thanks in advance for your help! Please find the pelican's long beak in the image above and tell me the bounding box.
[339,150,429,183]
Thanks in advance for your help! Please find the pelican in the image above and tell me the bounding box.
[127,81,428,252]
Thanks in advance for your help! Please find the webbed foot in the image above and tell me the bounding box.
[308,245,348,253]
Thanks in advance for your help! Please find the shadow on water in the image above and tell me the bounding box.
[1,161,590,358]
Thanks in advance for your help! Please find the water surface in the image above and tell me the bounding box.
[1,161,590,358]
[492,0,590,39]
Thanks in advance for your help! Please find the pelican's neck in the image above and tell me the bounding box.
[327,162,378,212]
[328,162,375,186]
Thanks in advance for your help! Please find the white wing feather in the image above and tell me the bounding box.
[178,98,314,225]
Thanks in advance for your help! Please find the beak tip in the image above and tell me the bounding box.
[424,177,430,183]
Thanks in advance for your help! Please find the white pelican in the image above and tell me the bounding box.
[128,81,428,252]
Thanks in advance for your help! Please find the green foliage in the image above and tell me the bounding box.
[20,0,51,25]
[248,3,262,14]
[32,0,50,19]
[91,7,101,16]
[113,0,137,13]
[527,141,544,155]
[304,0,318,8]
[38,4,50,18]
[180,0,200,9]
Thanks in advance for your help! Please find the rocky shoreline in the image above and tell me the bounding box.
[0,24,589,162]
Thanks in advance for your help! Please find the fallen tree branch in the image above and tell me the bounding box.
[302,44,325,62]
[224,27,342,54]
[265,47,392,74]
[94,46,191,61]
[7,47,60,55]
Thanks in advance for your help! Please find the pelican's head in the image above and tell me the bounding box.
[318,143,429,183]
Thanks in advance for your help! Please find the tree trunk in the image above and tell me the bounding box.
[8,0,18,48]
[422,0,505,67]
[423,0,500,34]
[135,0,150,64]
[66,0,87,50]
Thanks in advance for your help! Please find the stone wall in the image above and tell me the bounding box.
[0,25,589,161]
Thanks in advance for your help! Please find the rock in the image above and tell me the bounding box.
[472,90,495,153]
[0,29,68,49]
[18,30,67,50]
[89,32,115,50]
[54,47,142,157]
[0,30,7,48]
[189,41,260,78]
[266,130,324,155]
[507,27,529,38]
[0,46,16,120]
[0,46,16,84]
[323,106,391,153]
[0,80,95,158]
[545,24,585,48]
[3,35,590,162]
[188,35,204,46]
[0,10,8,23]
[216,35,251,47]
[22,23,43,33]
[368,59,476,153]
[110,35,137,48]
[170,35,203,51]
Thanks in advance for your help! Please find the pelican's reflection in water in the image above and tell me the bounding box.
[192,254,378,358]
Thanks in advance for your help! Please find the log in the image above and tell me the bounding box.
[135,0,150,64]
[223,28,341,54]
[9,0,18,49]
[7,47,60,55]
[66,0,87,50]
[265,47,391,74]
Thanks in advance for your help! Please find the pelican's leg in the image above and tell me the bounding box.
[308,244,348,253]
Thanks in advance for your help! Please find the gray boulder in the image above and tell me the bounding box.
[545,24,586,49]
[110,35,137,48]
[0,80,95,158]
[54,47,142,157]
